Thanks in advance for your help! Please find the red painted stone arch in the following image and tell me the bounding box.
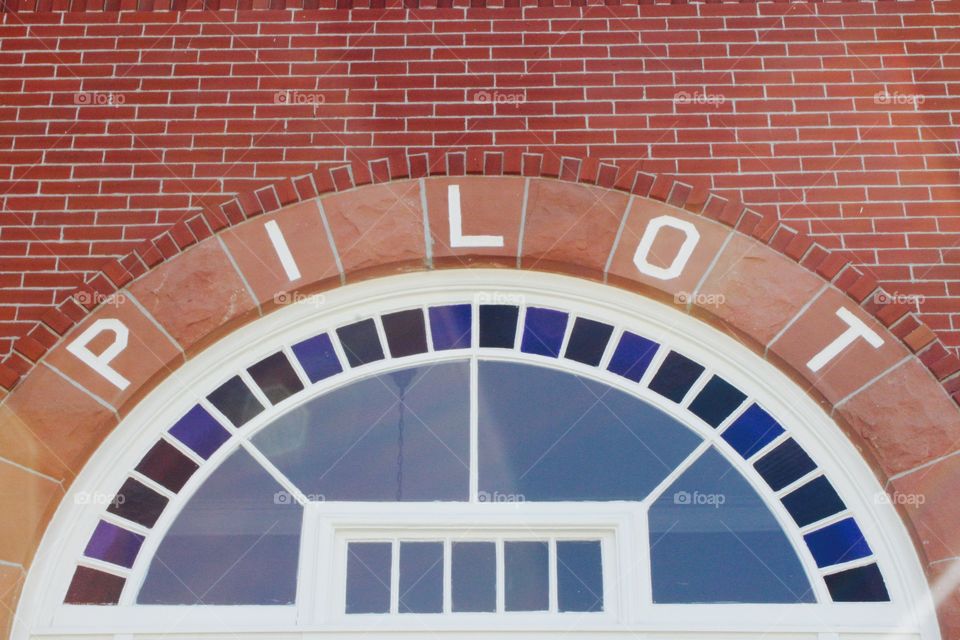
[1,151,958,637]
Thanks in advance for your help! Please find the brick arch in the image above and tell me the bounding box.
[1,151,958,637]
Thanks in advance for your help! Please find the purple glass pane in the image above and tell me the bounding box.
[84,520,145,569]
[168,405,230,459]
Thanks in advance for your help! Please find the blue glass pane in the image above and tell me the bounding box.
[804,518,872,568]
[754,438,817,491]
[563,317,614,367]
[346,542,392,614]
[337,319,385,367]
[207,376,264,427]
[648,351,705,403]
[84,520,144,569]
[382,309,428,358]
[688,375,746,428]
[824,564,889,602]
[649,447,814,603]
[505,541,548,611]
[291,333,343,383]
[521,307,568,357]
[479,305,518,348]
[169,404,230,459]
[781,476,846,528]
[557,541,603,612]
[606,332,658,382]
[429,304,472,350]
[452,542,495,612]
[479,361,700,501]
[722,404,784,458]
[255,362,470,501]
[247,351,304,405]
[399,542,443,613]
[138,448,302,604]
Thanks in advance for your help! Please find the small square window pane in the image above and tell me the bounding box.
[399,542,443,613]
[346,542,392,614]
[452,542,496,612]
[557,541,603,612]
[504,541,548,612]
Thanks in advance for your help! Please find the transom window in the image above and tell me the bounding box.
[19,272,936,639]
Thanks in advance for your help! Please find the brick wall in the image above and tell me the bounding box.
[1,0,959,359]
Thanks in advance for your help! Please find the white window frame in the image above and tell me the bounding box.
[14,270,939,640]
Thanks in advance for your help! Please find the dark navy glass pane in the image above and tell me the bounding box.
[479,305,519,348]
[504,541,548,611]
[247,352,304,405]
[207,376,264,427]
[754,438,817,491]
[138,449,302,605]
[650,448,813,603]
[648,351,705,403]
[168,405,230,459]
[399,542,443,614]
[563,318,614,366]
[429,304,472,351]
[781,476,846,528]
[337,319,385,367]
[478,361,700,501]
[84,521,144,569]
[382,309,429,358]
[291,333,343,383]
[688,375,746,428]
[452,542,495,612]
[135,439,199,493]
[824,564,889,602]
[722,404,785,459]
[346,542,392,614]
[521,307,568,358]
[557,541,604,613]
[255,362,470,502]
[606,332,659,382]
[108,478,168,529]
[804,518,872,568]
[64,566,126,605]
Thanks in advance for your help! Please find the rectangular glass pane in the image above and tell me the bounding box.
[399,542,443,613]
[557,541,603,612]
[504,541,548,611]
[346,542,392,614]
[452,542,496,612]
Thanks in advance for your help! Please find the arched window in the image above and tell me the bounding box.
[18,272,937,639]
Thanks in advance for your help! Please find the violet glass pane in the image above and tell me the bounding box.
[83,520,144,569]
